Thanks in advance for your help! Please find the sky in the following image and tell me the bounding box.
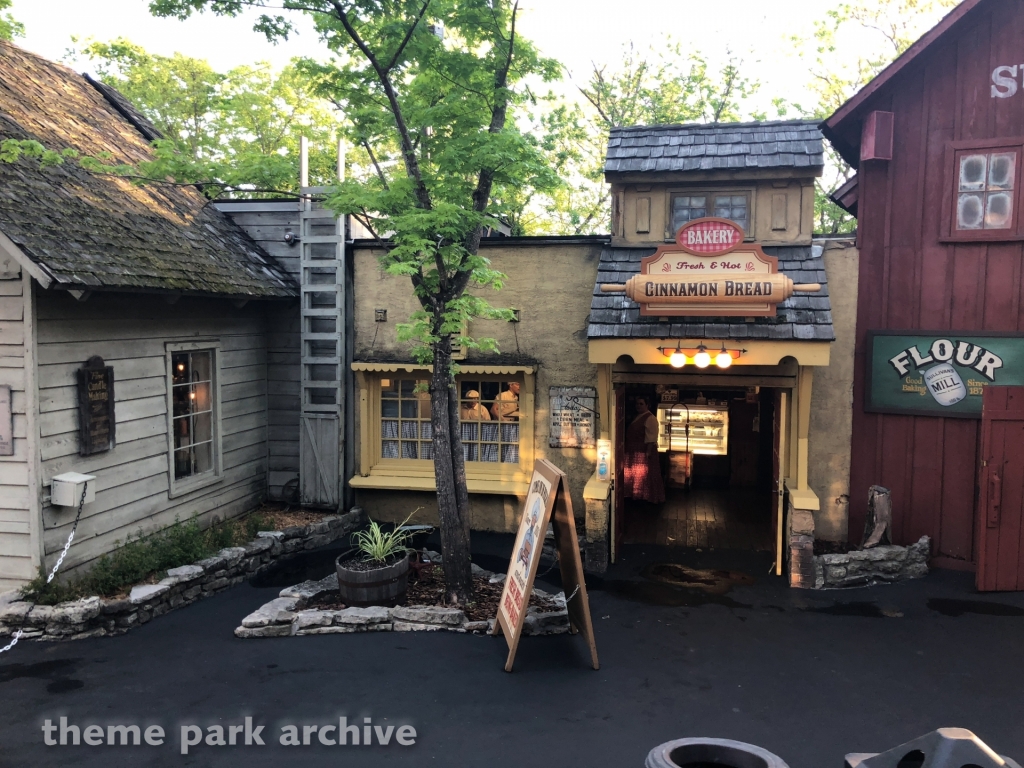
[9,0,837,115]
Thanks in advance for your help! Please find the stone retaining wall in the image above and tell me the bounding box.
[235,563,570,638]
[0,509,365,643]
[813,535,930,589]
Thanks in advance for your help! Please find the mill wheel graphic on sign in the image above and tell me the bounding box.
[600,218,821,317]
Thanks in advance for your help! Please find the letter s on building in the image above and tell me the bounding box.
[991,65,1018,98]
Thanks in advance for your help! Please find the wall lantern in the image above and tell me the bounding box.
[658,344,745,370]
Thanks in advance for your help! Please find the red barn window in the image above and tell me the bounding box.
[943,139,1024,241]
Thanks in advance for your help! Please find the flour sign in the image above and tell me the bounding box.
[599,218,821,317]
[866,331,1024,417]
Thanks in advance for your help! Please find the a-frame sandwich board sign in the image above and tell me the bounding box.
[491,459,599,672]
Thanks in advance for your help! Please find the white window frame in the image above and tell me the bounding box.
[165,340,223,498]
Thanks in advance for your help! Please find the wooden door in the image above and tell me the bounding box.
[772,391,787,576]
[612,386,626,562]
[300,413,340,509]
[977,387,1024,592]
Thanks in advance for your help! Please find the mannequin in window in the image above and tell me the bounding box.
[490,382,520,421]
[460,390,491,421]
[622,396,665,505]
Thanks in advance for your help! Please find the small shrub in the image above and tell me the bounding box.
[21,509,274,605]
[350,510,419,564]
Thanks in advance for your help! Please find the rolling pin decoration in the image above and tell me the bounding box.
[600,273,821,305]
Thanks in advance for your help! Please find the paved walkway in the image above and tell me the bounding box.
[2,536,1023,768]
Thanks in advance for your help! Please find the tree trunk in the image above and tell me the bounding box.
[430,336,473,604]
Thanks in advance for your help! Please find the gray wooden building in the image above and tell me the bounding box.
[0,42,304,590]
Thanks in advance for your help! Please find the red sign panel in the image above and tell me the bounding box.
[675,217,745,256]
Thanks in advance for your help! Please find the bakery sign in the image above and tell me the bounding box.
[600,218,821,317]
[866,331,1024,418]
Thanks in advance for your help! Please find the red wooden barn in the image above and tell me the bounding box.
[822,0,1024,590]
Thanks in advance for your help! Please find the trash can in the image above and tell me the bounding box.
[646,737,790,768]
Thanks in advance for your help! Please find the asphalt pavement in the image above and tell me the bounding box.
[2,534,1023,768]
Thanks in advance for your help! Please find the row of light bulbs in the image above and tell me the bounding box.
[663,344,741,369]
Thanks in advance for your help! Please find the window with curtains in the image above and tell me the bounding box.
[378,376,522,465]
[167,344,221,494]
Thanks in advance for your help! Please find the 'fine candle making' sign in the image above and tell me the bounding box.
[866,332,1024,417]
[600,218,821,317]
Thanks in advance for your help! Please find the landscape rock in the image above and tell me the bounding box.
[464,621,490,633]
[167,564,205,581]
[293,611,335,630]
[241,597,299,628]
[488,573,506,585]
[393,621,446,632]
[234,624,294,639]
[243,538,274,556]
[391,606,464,627]
[334,606,390,626]
[51,597,102,624]
[129,584,169,605]
[814,535,931,589]
[280,572,338,600]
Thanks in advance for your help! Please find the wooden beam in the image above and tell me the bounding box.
[0,228,53,289]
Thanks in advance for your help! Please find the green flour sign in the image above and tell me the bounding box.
[866,332,1024,418]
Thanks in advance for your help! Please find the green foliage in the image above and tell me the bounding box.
[533,39,764,235]
[350,510,419,564]
[0,0,23,41]
[0,139,78,168]
[68,37,344,196]
[21,512,271,605]
[795,0,960,235]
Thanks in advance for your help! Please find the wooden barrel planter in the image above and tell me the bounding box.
[335,552,410,607]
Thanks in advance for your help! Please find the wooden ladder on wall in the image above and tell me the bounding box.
[297,138,345,509]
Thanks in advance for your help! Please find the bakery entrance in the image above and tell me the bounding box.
[614,383,781,553]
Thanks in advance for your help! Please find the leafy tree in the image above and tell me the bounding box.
[150,0,561,604]
[0,0,23,41]
[534,40,762,236]
[69,38,343,195]
[797,0,960,234]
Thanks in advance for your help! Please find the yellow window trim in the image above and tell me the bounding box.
[350,471,532,496]
[355,366,536,486]
[588,338,831,367]
[352,362,536,375]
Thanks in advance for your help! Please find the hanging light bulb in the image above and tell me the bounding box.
[715,345,733,369]
[669,346,686,368]
[693,345,711,368]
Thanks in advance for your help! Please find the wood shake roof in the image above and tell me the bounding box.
[604,120,825,175]
[0,40,297,299]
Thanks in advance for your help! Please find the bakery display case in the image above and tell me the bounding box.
[656,403,729,456]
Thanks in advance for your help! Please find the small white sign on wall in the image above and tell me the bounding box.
[0,385,13,456]
[549,386,597,448]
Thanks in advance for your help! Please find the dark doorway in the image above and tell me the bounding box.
[618,384,777,552]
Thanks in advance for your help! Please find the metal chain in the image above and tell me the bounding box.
[1,481,89,655]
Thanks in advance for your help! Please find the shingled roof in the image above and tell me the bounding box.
[0,41,296,299]
[588,245,834,342]
[604,119,825,175]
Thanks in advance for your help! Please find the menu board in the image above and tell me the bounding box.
[77,356,115,455]
[493,459,599,673]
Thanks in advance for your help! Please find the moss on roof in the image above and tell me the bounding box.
[0,40,297,299]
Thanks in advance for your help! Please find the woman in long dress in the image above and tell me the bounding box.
[622,396,665,504]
